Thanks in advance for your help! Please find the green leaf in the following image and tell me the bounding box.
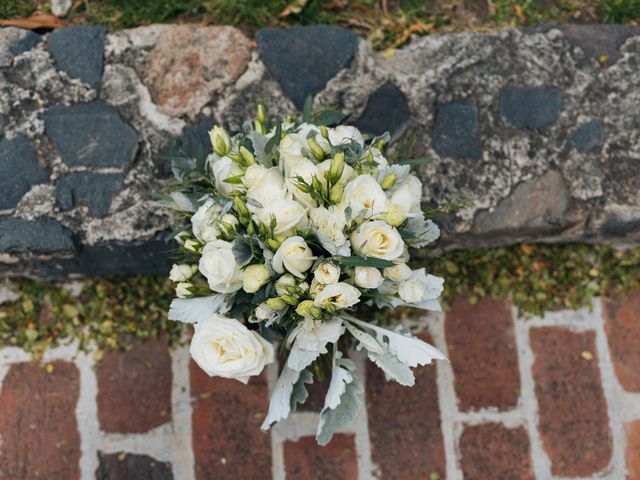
[302,95,313,123]
[223,175,244,184]
[335,256,395,268]
[265,121,282,155]
[314,109,345,126]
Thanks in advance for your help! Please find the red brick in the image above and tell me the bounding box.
[625,421,640,480]
[459,423,534,480]
[96,452,173,479]
[0,361,81,480]
[284,434,357,480]
[445,295,520,410]
[97,337,172,433]
[530,327,612,476]
[366,333,445,480]
[603,291,640,392]
[190,360,271,480]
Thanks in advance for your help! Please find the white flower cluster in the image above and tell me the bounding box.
[165,107,447,444]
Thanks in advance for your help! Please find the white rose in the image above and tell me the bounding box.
[390,175,423,216]
[314,282,361,310]
[343,174,388,217]
[384,263,412,282]
[275,273,296,296]
[191,198,223,242]
[257,198,308,235]
[279,133,309,174]
[272,236,315,278]
[397,268,444,311]
[243,164,268,189]
[328,125,364,147]
[175,282,194,298]
[243,264,270,293]
[309,205,350,256]
[190,315,274,383]
[314,262,340,285]
[211,156,244,196]
[351,220,404,261]
[246,167,286,210]
[285,158,321,208]
[169,263,197,282]
[255,303,274,321]
[354,266,384,289]
[199,240,244,293]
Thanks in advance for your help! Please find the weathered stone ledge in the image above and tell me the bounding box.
[0,23,638,278]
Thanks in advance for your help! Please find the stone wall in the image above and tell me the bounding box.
[0,23,638,278]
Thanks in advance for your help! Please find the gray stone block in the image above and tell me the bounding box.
[353,83,410,136]
[499,86,563,131]
[257,25,359,110]
[0,218,74,254]
[432,100,482,160]
[0,136,50,210]
[56,172,124,218]
[44,101,139,169]
[47,26,106,89]
[571,119,604,153]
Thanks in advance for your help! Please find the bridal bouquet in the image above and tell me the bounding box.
[164,102,447,445]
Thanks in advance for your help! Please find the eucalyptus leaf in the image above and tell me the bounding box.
[302,95,313,123]
[232,239,253,267]
[336,256,395,268]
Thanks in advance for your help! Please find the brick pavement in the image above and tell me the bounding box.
[1,292,639,479]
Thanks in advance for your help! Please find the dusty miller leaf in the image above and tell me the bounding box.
[261,366,301,430]
[290,369,313,411]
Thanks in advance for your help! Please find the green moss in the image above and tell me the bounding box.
[1,243,638,354]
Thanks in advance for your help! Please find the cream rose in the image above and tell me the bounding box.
[191,198,223,243]
[350,220,404,261]
[243,264,270,293]
[309,205,350,256]
[397,268,444,311]
[169,263,197,283]
[272,236,315,278]
[199,240,244,293]
[313,282,361,310]
[309,279,326,298]
[211,156,244,196]
[314,262,340,285]
[275,273,297,296]
[279,133,309,174]
[328,125,364,147]
[257,198,308,235]
[354,266,384,289]
[390,175,423,216]
[246,167,286,210]
[190,315,274,383]
[384,263,412,282]
[343,174,388,217]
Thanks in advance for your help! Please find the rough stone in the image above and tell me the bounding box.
[47,26,106,89]
[0,218,74,254]
[353,83,410,136]
[459,424,534,480]
[97,452,173,480]
[445,295,521,410]
[97,337,172,433]
[530,327,612,476]
[190,362,271,480]
[367,333,446,479]
[44,101,139,168]
[499,86,563,130]
[431,99,482,160]
[56,172,124,218]
[145,26,251,118]
[603,291,640,392]
[472,170,571,237]
[0,136,50,210]
[0,115,5,137]
[0,361,81,480]
[571,119,604,153]
[52,0,73,17]
[283,434,357,480]
[257,25,359,110]
[0,27,41,67]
